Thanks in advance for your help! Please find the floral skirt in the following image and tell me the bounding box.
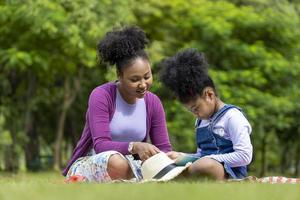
[66,150,143,183]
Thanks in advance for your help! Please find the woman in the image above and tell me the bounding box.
[63,26,172,183]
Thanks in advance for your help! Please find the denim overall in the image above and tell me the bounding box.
[196,104,248,179]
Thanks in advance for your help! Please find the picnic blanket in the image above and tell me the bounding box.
[239,176,300,184]
[65,175,300,184]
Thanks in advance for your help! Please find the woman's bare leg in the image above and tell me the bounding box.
[107,154,134,180]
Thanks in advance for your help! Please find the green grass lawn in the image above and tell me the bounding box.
[0,173,299,200]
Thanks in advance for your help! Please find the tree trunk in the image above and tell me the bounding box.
[65,116,78,160]
[3,144,18,172]
[5,111,21,172]
[53,71,82,170]
[24,74,40,171]
[24,113,40,171]
[53,105,68,170]
[260,123,267,177]
[3,70,23,172]
[280,143,289,175]
[295,142,300,176]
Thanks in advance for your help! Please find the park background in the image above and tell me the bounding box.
[1,0,300,179]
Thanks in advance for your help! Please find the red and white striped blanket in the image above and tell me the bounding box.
[232,176,300,184]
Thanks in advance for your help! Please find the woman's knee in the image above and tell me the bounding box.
[107,154,133,180]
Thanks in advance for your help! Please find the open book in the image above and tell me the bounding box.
[175,154,200,166]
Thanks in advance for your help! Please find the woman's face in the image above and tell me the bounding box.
[118,57,153,104]
[184,88,217,119]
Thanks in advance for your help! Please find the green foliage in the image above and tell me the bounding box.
[1,0,300,175]
[0,0,135,171]
[133,0,300,175]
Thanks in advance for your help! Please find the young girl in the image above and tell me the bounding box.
[160,49,252,180]
[63,26,172,182]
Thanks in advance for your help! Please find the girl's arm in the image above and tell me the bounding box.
[205,111,253,167]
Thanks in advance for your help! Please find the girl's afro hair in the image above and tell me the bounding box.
[97,25,149,65]
[160,48,214,102]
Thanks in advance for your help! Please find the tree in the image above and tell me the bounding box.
[133,0,300,175]
[0,0,135,171]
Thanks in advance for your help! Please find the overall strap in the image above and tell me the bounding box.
[210,104,241,127]
[195,118,201,128]
[195,104,242,128]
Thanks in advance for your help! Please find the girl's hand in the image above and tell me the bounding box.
[132,142,160,161]
[166,151,183,160]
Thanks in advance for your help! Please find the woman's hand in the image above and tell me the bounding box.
[132,142,160,161]
[166,151,184,160]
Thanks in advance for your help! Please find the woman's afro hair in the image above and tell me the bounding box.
[160,48,215,103]
[97,25,149,65]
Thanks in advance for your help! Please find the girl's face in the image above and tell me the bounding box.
[184,88,217,119]
[118,58,153,104]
